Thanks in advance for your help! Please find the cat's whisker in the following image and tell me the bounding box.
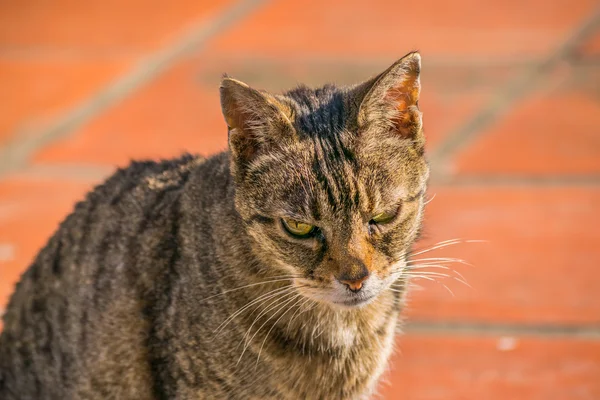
[405,264,453,272]
[407,257,473,267]
[402,274,457,296]
[236,289,301,360]
[238,289,300,352]
[255,295,305,368]
[215,290,293,342]
[312,319,324,342]
[238,293,302,365]
[408,238,466,257]
[408,283,425,291]
[213,286,294,337]
[424,238,467,246]
[200,277,300,303]
[405,263,471,286]
[286,297,313,331]
[405,271,451,279]
[407,264,470,285]
[392,255,472,282]
[405,272,470,288]
[392,263,456,273]
[424,192,436,205]
[440,282,455,296]
[410,238,487,256]
[411,238,488,257]
[401,274,436,282]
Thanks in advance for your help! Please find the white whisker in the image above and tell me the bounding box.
[200,276,299,303]
[408,257,473,267]
[403,274,457,296]
[212,286,294,337]
[404,271,471,288]
[440,282,455,296]
[424,192,436,205]
[286,297,312,330]
[238,289,299,350]
[256,295,304,367]
[238,293,301,365]
[406,264,470,285]
[409,238,466,257]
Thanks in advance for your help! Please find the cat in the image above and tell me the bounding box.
[0,51,428,399]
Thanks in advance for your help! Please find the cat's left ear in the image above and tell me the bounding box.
[356,52,422,142]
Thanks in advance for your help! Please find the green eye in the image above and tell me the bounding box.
[370,210,397,224]
[282,218,316,238]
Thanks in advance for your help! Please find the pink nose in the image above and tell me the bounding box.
[339,275,369,292]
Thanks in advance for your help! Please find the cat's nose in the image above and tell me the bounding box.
[337,269,370,293]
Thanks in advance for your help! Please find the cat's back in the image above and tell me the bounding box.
[0,152,228,399]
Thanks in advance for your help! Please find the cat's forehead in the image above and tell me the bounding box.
[271,140,413,220]
[283,84,351,137]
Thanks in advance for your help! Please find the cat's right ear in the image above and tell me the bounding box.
[355,52,423,145]
[220,77,296,179]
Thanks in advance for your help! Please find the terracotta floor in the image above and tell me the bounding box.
[1,1,599,398]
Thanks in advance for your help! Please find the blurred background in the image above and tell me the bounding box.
[1,0,599,398]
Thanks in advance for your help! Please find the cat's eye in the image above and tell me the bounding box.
[281,218,316,238]
[370,209,398,225]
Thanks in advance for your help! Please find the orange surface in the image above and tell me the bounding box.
[1,1,599,398]
[0,59,131,145]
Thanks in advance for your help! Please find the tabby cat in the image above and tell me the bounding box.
[0,51,428,399]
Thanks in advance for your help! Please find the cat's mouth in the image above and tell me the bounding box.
[331,282,381,308]
[294,275,392,309]
[334,294,376,308]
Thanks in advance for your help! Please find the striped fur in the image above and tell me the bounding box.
[0,52,428,399]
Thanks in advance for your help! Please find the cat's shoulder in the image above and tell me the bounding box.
[62,153,230,222]
[89,152,222,199]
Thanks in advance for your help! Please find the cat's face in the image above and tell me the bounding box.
[221,52,428,308]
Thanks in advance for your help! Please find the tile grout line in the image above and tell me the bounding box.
[428,6,600,178]
[429,174,600,187]
[0,0,267,178]
[404,321,600,339]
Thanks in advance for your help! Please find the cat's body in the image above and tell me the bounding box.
[0,53,428,399]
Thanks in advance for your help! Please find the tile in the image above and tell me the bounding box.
[380,335,600,399]
[453,70,600,176]
[0,0,237,147]
[0,58,130,144]
[0,0,233,53]
[404,186,600,324]
[34,58,228,166]
[577,30,600,58]
[205,0,597,60]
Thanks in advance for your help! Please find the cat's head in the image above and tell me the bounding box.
[220,52,428,309]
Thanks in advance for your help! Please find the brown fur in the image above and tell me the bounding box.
[0,52,428,399]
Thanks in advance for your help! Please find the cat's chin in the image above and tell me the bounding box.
[329,293,379,310]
